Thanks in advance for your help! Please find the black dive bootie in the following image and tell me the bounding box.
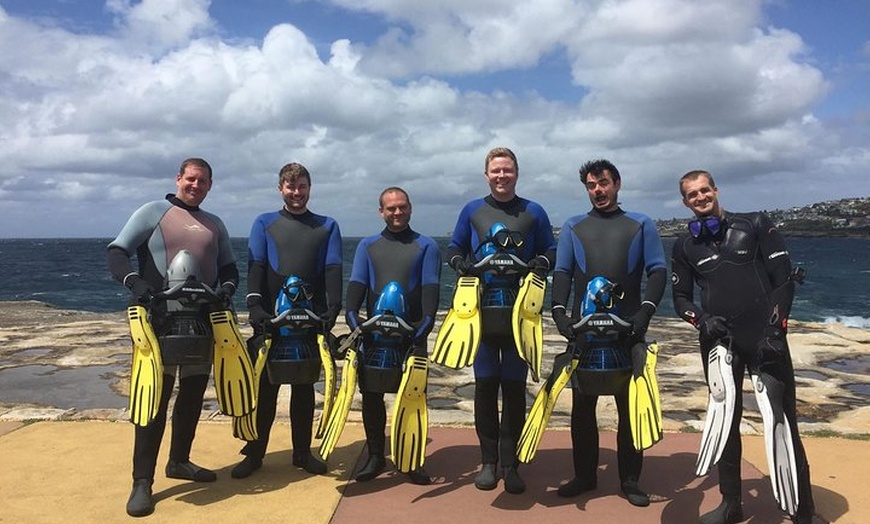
[699,496,744,524]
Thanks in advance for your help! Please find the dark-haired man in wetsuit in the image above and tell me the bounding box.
[445,147,557,494]
[671,170,814,524]
[230,162,342,479]
[345,187,441,485]
[108,157,239,517]
[551,159,667,507]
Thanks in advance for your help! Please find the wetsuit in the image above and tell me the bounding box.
[242,208,342,462]
[445,195,556,468]
[552,207,667,487]
[345,227,441,460]
[107,194,239,482]
[671,211,814,518]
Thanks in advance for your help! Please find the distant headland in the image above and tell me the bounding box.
[654,196,870,237]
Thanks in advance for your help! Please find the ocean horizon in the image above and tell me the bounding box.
[1,236,868,328]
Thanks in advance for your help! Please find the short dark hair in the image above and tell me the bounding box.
[278,162,311,186]
[179,158,213,179]
[579,159,620,185]
[679,170,716,197]
[379,186,410,208]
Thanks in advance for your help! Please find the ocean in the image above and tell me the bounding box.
[1,237,868,327]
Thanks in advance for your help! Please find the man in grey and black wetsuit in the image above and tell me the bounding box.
[108,157,239,517]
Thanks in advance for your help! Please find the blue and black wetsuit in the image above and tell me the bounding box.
[345,227,441,460]
[107,194,239,481]
[671,211,814,518]
[242,208,343,462]
[445,195,556,468]
[552,207,666,486]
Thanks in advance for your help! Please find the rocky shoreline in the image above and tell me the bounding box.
[1,300,868,438]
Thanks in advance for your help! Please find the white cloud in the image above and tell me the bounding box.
[0,0,866,238]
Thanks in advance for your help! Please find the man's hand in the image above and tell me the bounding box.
[321,304,341,333]
[628,302,656,338]
[527,255,549,276]
[412,315,433,342]
[129,277,154,305]
[450,255,472,276]
[698,314,729,341]
[553,308,576,340]
[757,326,788,366]
[214,283,235,308]
[248,303,273,329]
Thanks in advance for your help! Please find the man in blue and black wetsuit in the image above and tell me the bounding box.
[672,170,814,524]
[345,187,441,485]
[445,147,557,494]
[108,157,239,517]
[551,159,667,506]
[230,162,343,479]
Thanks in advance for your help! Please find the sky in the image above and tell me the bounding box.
[1,0,868,238]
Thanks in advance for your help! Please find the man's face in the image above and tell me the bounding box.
[175,165,212,207]
[585,170,620,212]
[379,190,411,232]
[280,177,310,214]
[485,156,518,201]
[681,176,720,217]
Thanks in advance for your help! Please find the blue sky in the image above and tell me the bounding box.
[1,0,868,238]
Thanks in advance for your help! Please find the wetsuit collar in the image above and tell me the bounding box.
[589,207,624,219]
[485,194,521,210]
[167,194,199,212]
[279,208,314,220]
[382,226,416,243]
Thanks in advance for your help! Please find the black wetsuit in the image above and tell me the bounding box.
[242,208,342,462]
[671,211,814,518]
[345,227,441,460]
[446,195,556,469]
[553,207,667,486]
[107,194,239,481]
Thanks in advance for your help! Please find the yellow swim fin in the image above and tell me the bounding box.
[431,276,481,369]
[629,342,663,451]
[391,354,429,473]
[210,310,257,417]
[232,335,269,441]
[318,344,359,461]
[127,305,164,427]
[511,272,546,382]
[517,352,578,463]
[315,333,337,439]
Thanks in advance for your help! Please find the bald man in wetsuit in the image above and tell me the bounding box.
[550,159,667,507]
[230,162,342,479]
[671,170,814,524]
[344,186,441,485]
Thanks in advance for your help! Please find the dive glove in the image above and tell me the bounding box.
[698,314,729,341]
[553,308,576,340]
[628,302,656,338]
[128,276,154,305]
[449,255,472,276]
[527,255,550,276]
[248,303,273,330]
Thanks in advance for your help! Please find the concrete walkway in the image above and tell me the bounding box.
[0,420,865,523]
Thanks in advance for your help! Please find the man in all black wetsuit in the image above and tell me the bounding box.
[551,159,667,507]
[344,187,441,485]
[108,158,240,517]
[230,162,342,479]
[671,170,814,524]
[445,147,557,494]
